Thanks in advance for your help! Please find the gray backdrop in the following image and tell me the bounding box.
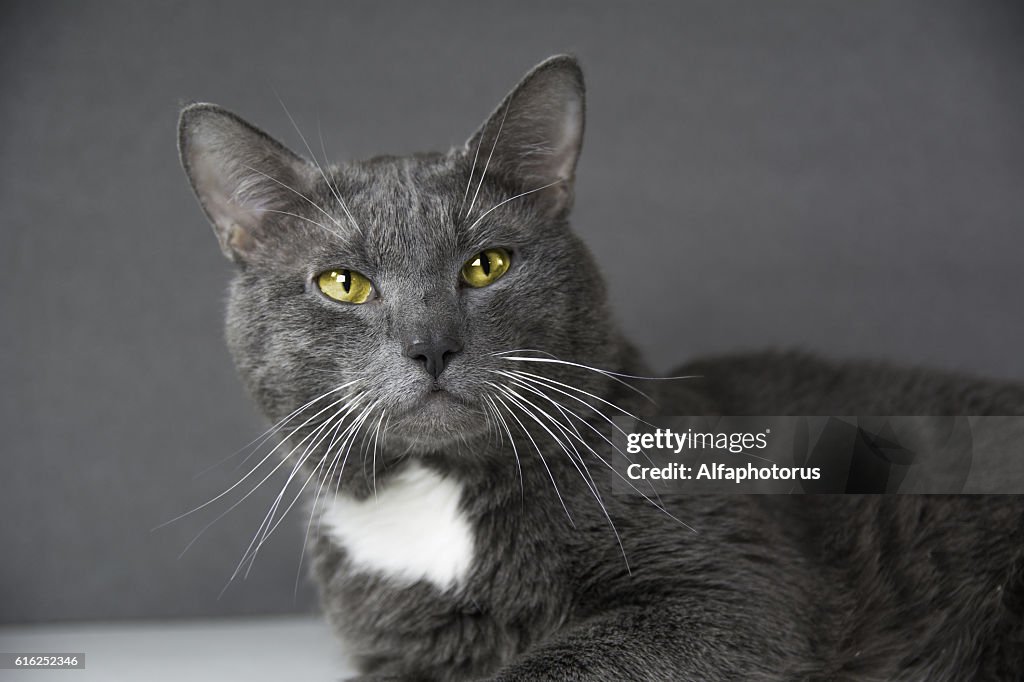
[2,0,1022,624]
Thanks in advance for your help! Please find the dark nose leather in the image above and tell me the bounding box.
[404,336,463,379]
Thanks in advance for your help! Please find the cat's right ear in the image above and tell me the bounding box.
[178,104,311,264]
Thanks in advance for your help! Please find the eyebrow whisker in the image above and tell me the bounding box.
[275,94,364,235]
[465,180,564,232]
[464,96,513,222]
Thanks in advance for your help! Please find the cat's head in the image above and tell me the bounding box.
[179,56,619,455]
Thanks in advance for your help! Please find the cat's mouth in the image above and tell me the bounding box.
[388,386,487,447]
[418,387,469,411]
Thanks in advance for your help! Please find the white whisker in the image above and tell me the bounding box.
[234,399,365,581]
[484,393,524,500]
[495,368,647,423]
[499,370,665,507]
[465,180,564,233]
[316,116,353,232]
[233,397,377,585]
[239,164,347,236]
[291,426,346,597]
[255,208,346,241]
[370,409,387,501]
[496,350,700,391]
[464,97,512,221]
[190,396,354,568]
[490,370,696,534]
[193,381,360,480]
[489,387,575,527]
[294,401,383,596]
[496,384,631,573]
[275,94,363,235]
[158,383,361,532]
[495,352,665,404]
[460,123,486,218]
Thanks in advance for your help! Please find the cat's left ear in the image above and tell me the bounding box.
[464,55,585,218]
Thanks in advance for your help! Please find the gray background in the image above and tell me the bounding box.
[2,0,1022,624]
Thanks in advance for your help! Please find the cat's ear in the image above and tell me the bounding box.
[178,103,312,263]
[464,55,585,217]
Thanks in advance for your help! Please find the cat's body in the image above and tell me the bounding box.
[179,57,1024,680]
[311,353,1024,681]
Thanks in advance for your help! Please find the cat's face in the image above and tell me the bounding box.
[180,56,616,454]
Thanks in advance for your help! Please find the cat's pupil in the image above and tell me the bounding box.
[341,270,351,293]
[480,253,491,276]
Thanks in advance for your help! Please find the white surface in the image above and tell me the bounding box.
[321,462,475,589]
[0,615,355,682]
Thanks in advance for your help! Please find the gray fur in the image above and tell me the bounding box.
[178,56,1024,680]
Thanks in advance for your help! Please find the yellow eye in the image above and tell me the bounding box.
[461,248,511,288]
[317,269,374,304]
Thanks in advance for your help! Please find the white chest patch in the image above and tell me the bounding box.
[319,463,475,590]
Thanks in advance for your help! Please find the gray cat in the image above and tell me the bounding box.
[178,56,1024,681]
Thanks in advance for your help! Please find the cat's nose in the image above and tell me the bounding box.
[403,336,463,380]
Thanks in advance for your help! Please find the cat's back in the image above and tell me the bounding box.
[662,350,1024,416]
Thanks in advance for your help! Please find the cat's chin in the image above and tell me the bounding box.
[387,390,489,451]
